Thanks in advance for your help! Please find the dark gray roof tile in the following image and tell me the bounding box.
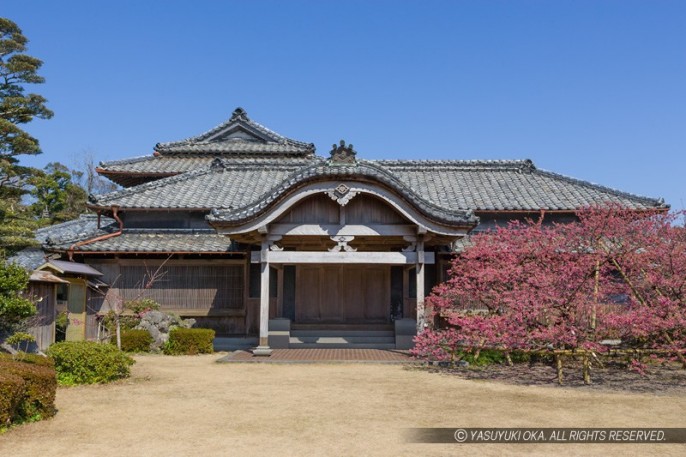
[36,214,116,245]
[49,230,237,253]
[8,248,48,271]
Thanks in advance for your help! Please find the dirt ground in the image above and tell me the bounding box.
[1,354,685,457]
[435,361,686,395]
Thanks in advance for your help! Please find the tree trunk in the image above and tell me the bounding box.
[555,353,564,385]
[611,258,686,369]
[582,352,592,385]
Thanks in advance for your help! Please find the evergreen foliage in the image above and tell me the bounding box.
[0,260,35,335]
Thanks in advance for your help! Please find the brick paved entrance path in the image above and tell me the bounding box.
[217,348,414,363]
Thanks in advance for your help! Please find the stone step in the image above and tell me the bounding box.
[213,337,258,351]
[289,336,396,344]
[291,323,393,331]
[288,342,398,349]
[290,330,395,338]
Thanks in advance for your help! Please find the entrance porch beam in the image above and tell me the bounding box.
[250,251,435,265]
[268,223,419,237]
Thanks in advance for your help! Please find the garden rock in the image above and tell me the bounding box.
[135,311,195,351]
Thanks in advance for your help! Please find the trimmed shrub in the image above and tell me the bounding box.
[119,329,153,353]
[0,354,57,424]
[12,353,55,368]
[0,371,24,427]
[164,328,215,355]
[47,341,135,385]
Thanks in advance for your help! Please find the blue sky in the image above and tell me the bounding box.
[5,1,685,208]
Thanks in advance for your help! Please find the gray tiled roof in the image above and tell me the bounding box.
[90,158,667,215]
[91,160,305,210]
[18,214,236,256]
[376,160,667,212]
[8,248,48,271]
[153,107,315,157]
[97,156,316,186]
[9,215,117,267]
[36,214,117,246]
[48,230,237,253]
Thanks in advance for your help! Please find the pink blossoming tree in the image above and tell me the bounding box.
[412,205,686,384]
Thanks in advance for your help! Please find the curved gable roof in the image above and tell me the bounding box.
[207,160,478,228]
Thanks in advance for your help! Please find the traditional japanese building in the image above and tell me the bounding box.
[23,108,667,353]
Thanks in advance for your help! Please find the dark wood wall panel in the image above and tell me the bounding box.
[295,265,390,323]
[115,265,244,309]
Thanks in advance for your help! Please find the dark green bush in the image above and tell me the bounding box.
[509,350,531,364]
[0,354,57,425]
[119,329,153,353]
[457,349,506,366]
[47,341,135,385]
[164,328,215,355]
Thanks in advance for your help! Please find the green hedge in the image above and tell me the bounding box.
[118,329,153,353]
[47,341,135,385]
[164,328,215,355]
[0,355,57,427]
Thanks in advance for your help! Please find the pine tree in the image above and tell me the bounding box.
[0,18,53,257]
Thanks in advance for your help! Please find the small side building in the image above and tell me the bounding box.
[24,270,69,351]
[35,260,106,342]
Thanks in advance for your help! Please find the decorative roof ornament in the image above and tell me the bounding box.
[329,140,357,165]
[230,107,249,121]
[210,157,226,170]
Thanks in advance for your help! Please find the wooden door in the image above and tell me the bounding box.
[363,267,389,321]
[296,266,321,322]
[65,279,86,341]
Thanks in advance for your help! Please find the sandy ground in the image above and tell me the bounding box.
[1,354,685,457]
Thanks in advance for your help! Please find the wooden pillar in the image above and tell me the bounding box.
[253,238,272,356]
[276,265,284,317]
[415,235,426,334]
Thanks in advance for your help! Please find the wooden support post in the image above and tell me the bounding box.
[253,239,272,356]
[416,235,426,334]
[276,265,284,318]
